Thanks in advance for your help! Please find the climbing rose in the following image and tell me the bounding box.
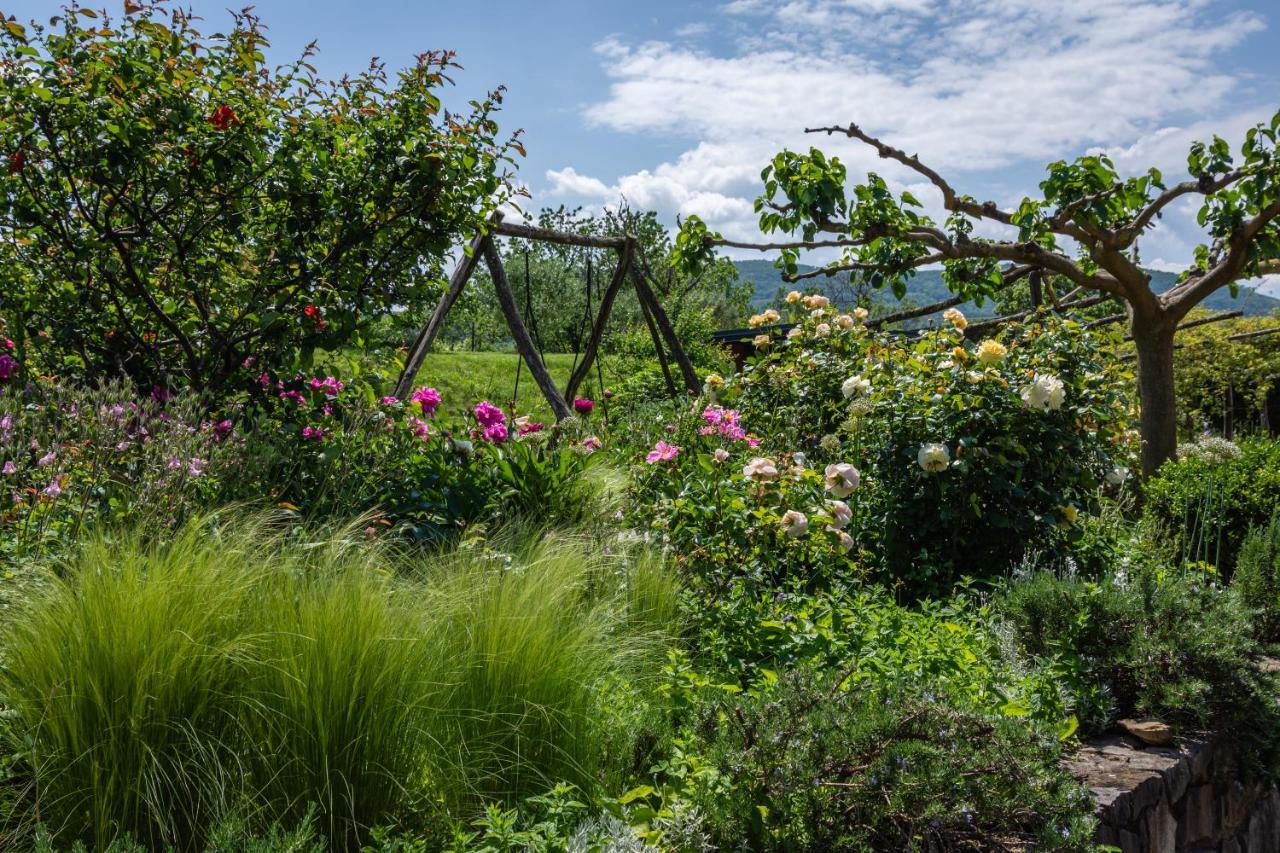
[573,397,594,414]
[824,463,860,498]
[837,531,855,552]
[781,510,809,538]
[976,340,1007,365]
[753,334,772,348]
[713,448,730,463]
[943,308,968,330]
[646,441,679,463]
[412,386,442,415]
[853,306,869,322]
[786,290,802,303]
[1021,373,1066,412]
[380,396,399,406]
[814,322,831,338]
[917,443,950,473]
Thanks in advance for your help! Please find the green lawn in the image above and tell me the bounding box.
[412,351,616,421]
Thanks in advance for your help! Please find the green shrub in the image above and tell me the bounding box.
[629,309,1133,596]
[0,515,676,849]
[1144,435,1280,575]
[1234,512,1280,642]
[680,668,1096,851]
[995,565,1280,776]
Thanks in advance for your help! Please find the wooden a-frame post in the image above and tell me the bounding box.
[394,216,701,420]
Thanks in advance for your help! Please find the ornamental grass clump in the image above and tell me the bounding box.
[0,514,676,849]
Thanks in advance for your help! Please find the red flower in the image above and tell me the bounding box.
[183,144,199,168]
[8,150,25,174]
[303,304,327,330]
[208,105,239,131]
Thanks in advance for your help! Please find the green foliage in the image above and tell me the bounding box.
[0,2,518,389]
[1172,310,1280,432]
[0,515,676,849]
[1143,435,1280,574]
[1234,511,1280,643]
[678,669,1096,851]
[996,564,1280,776]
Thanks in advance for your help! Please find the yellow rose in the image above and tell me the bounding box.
[976,340,1007,365]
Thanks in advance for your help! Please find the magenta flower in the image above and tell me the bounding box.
[42,479,62,498]
[411,386,442,415]
[474,400,506,427]
[308,376,345,397]
[0,353,17,382]
[301,426,325,443]
[482,422,509,444]
[278,389,305,406]
[187,457,207,477]
[150,385,171,404]
[212,420,234,440]
[517,420,545,437]
[380,395,399,406]
[2,460,15,475]
[646,441,680,464]
[573,397,594,414]
[582,436,602,452]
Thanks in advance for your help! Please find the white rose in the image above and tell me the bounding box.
[824,462,861,497]
[742,456,780,482]
[841,375,871,399]
[837,531,855,552]
[917,442,950,473]
[827,500,852,529]
[781,509,809,538]
[1022,373,1066,412]
[713,448,730,463]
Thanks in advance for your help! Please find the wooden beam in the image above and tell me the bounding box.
[565,237,635,403]
[482,235,573,421]
[493,219,628,250]
[394,228,487,399]
[867,294,964,329]
[1121,310,1242,341]
[629,264,700,394]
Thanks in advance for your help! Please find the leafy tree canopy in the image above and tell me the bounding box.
[0,1,521,390]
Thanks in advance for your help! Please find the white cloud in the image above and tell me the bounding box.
[545,0,1271,269]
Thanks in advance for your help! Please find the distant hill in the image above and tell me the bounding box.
[734,259,1280,318]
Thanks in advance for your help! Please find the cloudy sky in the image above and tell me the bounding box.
[12,0,1278,292]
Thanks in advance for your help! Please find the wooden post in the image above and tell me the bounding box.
[639,295,677,397]
[565,237,635,402]
[482,235,573,421]
[394,229,486,399]
[629,264,700,394]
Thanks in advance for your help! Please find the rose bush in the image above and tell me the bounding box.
[632,297,1134,595]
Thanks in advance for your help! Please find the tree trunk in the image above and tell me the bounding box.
[1132,313,1178,479]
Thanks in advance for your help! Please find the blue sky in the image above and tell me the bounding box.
[10,0,1280,292]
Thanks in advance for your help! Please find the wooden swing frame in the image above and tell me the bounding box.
[393,213,700,418]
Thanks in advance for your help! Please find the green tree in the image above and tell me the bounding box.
[0,2,519,390]
[677,116,1280,477]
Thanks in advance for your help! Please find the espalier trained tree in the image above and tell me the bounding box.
[0,1,520,390]
[676,114,1280,477]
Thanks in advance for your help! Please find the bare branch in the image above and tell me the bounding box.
[784,253,946,282]
[806,123,1014,227]
[1119,168,1250,243]
[1162,196,1280,314]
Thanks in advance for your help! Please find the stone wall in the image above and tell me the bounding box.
[1065,734,1280,852]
